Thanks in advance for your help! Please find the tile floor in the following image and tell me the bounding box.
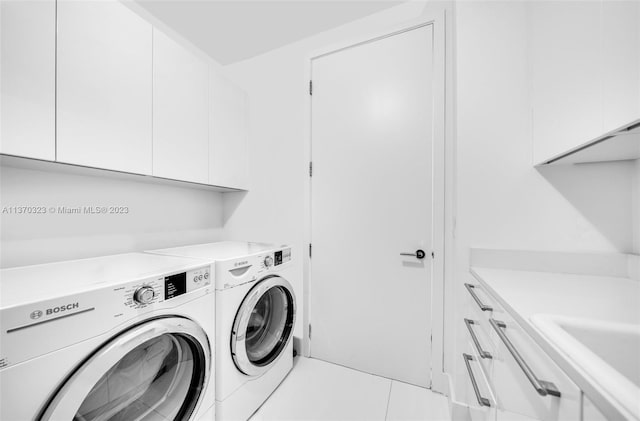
[250,357,450,421]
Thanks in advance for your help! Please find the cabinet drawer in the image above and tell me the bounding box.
[464,317,495,382]
[463,288,496,383]
[464,282,497,316]
[490,311,581,421]
[464,281,502,348]
[463,343,497,421]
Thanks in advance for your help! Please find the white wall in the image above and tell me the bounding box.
[0,165,225,268]
[453,0,637,400]
[221,1,433,345]
[634,160,640,254]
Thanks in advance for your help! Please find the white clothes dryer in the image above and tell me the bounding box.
[147,242,296,421]
[0,253,216,421]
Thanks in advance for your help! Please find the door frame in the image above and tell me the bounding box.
[301,4,453,393]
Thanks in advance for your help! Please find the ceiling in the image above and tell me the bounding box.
[135,1,404,65]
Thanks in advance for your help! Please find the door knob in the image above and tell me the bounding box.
[400,249,426,259]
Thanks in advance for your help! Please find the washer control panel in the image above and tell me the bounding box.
[123,265,211,308]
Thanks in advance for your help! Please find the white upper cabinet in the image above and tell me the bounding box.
[56,0,153,174]
[602,0,640,133]
[0,0,55,160]
[531,1,640,165]
[152,29,209,184]
[209,71,249,190]
[1,1,247,189]
[530,1,603,164]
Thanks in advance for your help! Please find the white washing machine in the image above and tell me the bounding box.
[148,242,296,421]
[0,252,216,421]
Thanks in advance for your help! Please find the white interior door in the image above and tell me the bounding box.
[310,24,434,387]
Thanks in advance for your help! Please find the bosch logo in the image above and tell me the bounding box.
[30,310,43,320]
[234,261,248,267]
[46,303,79,315]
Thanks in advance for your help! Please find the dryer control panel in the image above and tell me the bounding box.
[217,246,293,290]
[260,247,291,271]
[274,248,291,266]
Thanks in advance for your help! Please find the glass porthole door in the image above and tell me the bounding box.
[231,275,296,376]
[40,317,211,421]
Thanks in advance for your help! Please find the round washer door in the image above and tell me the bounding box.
[40,317,211,421]
[231,275,296,376]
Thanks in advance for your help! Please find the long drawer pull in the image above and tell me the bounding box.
[463,353,491,407]
[464,283,493,311]
[489,318,561,397]
[464,319,493,359]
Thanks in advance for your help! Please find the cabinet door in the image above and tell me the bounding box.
[56,0,152,174]
[582,394,607,421]
[602,0,640,133]
[209,70,249,189]
[530,1,602,164]
[0,0,55,160]
[490,312,581,421]
[153,29,208,184]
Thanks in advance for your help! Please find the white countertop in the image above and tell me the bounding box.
[470,266,640,420]
[470,267,640,325]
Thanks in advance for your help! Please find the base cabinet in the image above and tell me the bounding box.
[463,347,497,421]
[460,284,497,421]
[582,394,607,421]
[460,280,581,421]
[490,312,581,421]
[0,0,55,160]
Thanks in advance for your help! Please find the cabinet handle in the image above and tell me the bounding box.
[463,353,491,407]
[464,319,493,359]
[489,318,561,397]
[464,283,493,311]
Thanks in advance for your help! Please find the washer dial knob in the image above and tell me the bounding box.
[264,255,274,268]
[133,286,155,305]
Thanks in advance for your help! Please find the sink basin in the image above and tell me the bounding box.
[531,314,640,420]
